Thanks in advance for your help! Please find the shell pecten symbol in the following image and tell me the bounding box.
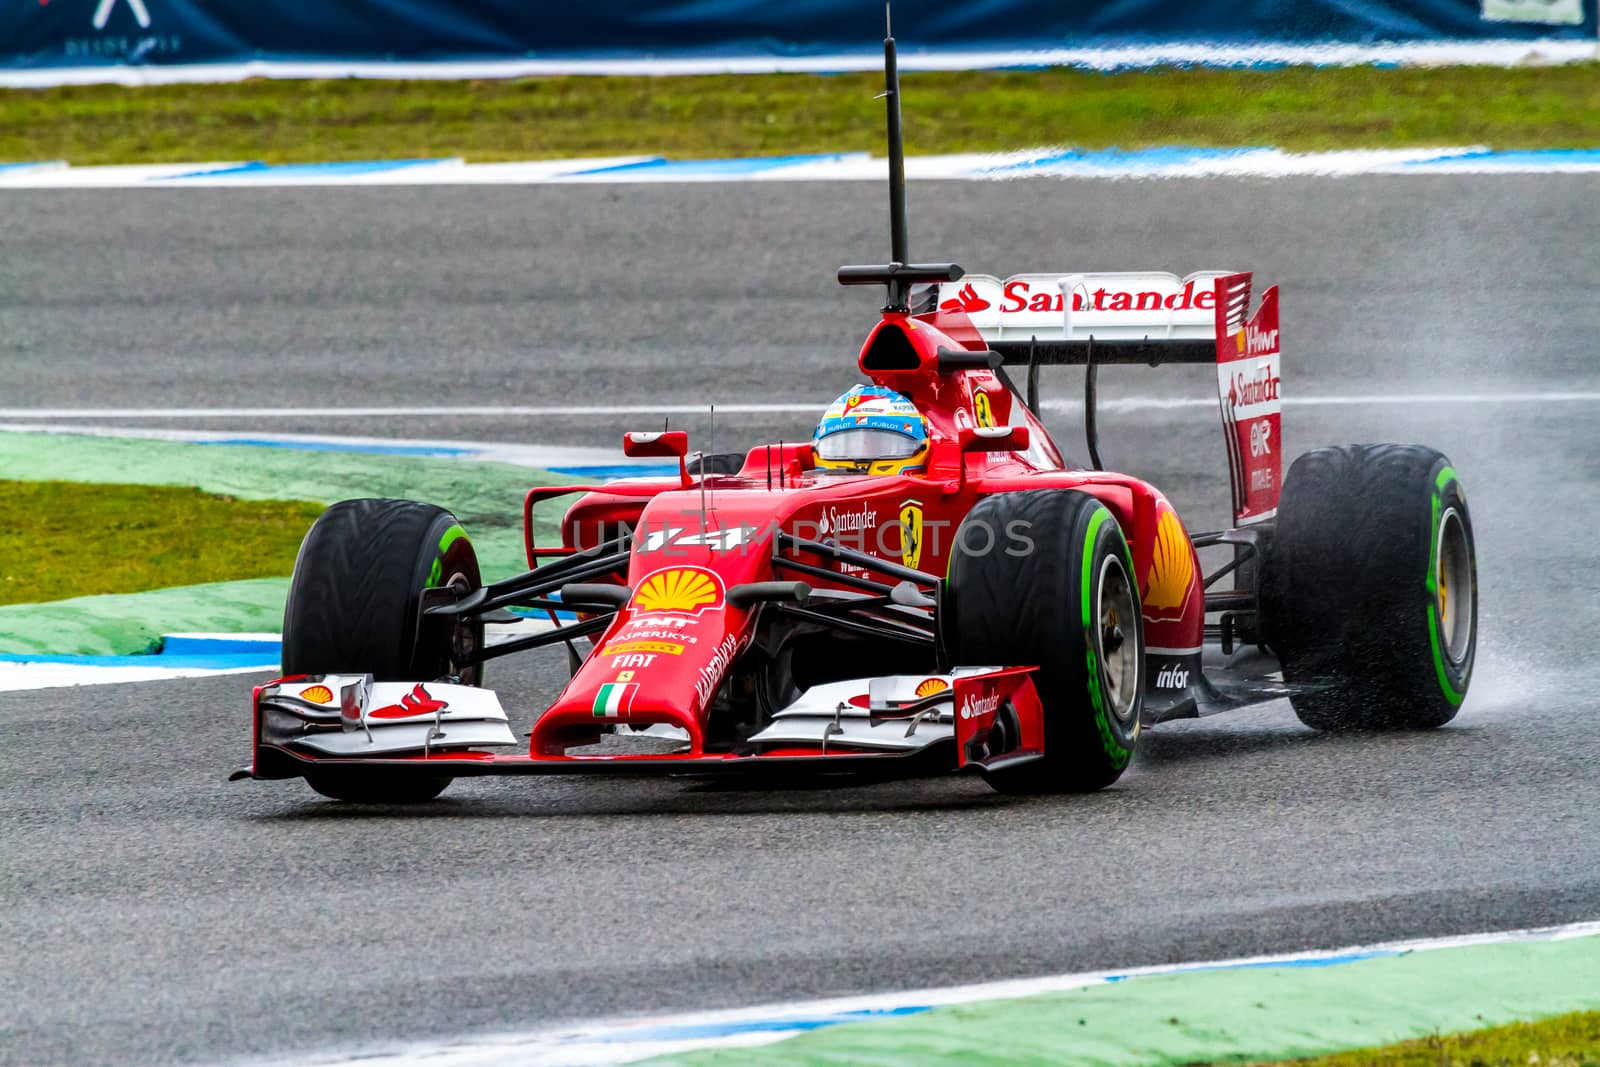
[632,567,723,615]
[914,678,951,698]
[1144,510,1195,616]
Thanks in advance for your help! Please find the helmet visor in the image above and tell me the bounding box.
[815,428,923,462]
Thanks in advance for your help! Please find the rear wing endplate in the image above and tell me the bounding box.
[922,271,1281,526]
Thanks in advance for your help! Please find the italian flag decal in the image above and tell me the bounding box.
[592,682,638,717]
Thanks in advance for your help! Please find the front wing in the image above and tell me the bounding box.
[238,668,1046,782]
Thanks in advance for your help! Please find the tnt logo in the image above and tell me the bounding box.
[1249,421,1273,458]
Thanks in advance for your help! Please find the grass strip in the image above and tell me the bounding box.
[1238,1008,1600,1065]
[0,431,584,654]
[1,480,321,606]
[0,430,582,582]
[3,64,1598,166]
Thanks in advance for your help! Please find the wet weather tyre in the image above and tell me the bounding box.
[945,490,1143,794]
[1262,445,1475,731]
[281,498,481,803]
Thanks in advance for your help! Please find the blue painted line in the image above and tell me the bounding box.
[1404,148,1600,167]
[0,633,281,669]
[193,437,474,457]
[595,1006,933,1044]
[509,603,578,622]
[160,635,281,657]
[988,146,1261,174]
[166,158,453,180]
[570,152,856,176]
[548,463,678,479]
[1103,949,1396,981]
[0,161,60,172]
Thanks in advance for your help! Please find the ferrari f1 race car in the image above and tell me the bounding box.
[235,24,1478,804]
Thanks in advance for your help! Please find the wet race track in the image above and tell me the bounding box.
[3,178,1598,1065]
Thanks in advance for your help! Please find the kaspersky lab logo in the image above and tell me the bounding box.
[93,0,152,30]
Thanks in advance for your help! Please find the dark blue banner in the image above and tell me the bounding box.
[2,1,1591,72]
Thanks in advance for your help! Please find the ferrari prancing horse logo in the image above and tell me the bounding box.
[899,500,924,570]
[973,391,995,428]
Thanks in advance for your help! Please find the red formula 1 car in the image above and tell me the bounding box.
[235,28,1478,804]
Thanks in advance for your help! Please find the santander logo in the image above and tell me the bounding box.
[959,692,1002,720]
[367,684,449,720]
[937,274,1223,322]
[1230,367,1281,407]
[939,282,991,314]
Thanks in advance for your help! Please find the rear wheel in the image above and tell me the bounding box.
[1262,445,1475,730]
[945,490,1143,793]
[282,498,482,802]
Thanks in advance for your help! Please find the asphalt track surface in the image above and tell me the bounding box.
[3,178,1599,1066]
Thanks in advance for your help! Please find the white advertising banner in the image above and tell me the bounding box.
[1482,0,1583,24]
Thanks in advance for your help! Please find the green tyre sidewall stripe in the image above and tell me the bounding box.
[1425,465,1470,708]
[428,522,470,588]
[1079,504,1134,770]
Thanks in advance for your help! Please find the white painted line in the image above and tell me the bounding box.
[1,392,1596,423]
[6,146,1600,189]
[0,661,276,693]
[1056,391,1600,413]
[258,918,1600,1067]
[0,404,823,418]
[3,40,1593,88]
[0,423,676,470]
[0,162,245,187]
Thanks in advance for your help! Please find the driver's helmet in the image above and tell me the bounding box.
[812,385,930,476]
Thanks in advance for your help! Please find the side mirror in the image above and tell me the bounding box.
[623,431,692,488]
[623,431,689,459]
[953,425,1029,493]
[959,425,1030,453]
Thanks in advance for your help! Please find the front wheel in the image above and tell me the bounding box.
[304,769,453,805]
[1262,445,1476,730]
[944,490,1143,794]
[282,498,482,803]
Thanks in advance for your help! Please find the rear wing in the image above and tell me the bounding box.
[920,271,1281,526]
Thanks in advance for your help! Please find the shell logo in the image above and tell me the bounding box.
[631,567,723,615]
[914,678,950,698]
[1144,510,1195,618]
[301,685,333,705]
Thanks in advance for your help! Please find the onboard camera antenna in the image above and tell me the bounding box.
[698,402,715,534]
[835,0,963,311]
[882,0,908,273]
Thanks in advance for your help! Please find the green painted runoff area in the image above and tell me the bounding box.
[0,578,292,656]
[0,431,580,655]
[649,934,1600,1067]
